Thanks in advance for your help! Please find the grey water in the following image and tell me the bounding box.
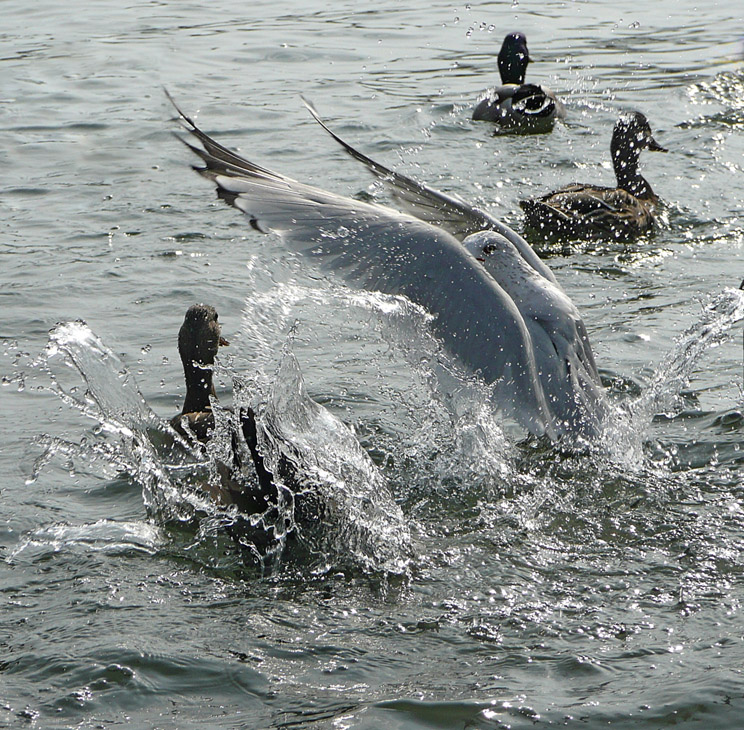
[3,0,744,727]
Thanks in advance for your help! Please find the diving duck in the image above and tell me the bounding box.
[519,111,667,242]
[472,32,566,134]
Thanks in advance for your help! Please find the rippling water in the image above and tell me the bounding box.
[3,0,744,728]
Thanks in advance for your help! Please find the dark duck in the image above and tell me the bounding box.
[472,32,566,134]
[170,303,228,442]
[169,303,275,517]
[519,111,667,242]
[168,305,409,567]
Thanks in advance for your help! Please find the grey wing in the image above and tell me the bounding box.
[529,296,601,386]
[302,98,558,286]
[172,99,556,438]
[528,320,605,438]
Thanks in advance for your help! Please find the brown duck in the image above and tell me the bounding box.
[170,303,275,515]
[520,112,667,241]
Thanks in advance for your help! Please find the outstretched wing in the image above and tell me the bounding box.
[301,98,558,286]
[170,96,556,438]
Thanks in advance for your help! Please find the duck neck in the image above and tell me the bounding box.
[181,361,216,414]
[612,146,655,200]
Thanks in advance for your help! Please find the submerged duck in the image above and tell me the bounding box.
[520,111,667,242]
[472,32,566,134]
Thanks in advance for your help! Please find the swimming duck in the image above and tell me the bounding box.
[472,32,566,134]
[519,111,667,242]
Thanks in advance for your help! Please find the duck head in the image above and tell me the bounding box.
[498,32,531,85]
[178,303,229,415]
[610,112,667,198]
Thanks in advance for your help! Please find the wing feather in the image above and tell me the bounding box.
[170,96,557,438]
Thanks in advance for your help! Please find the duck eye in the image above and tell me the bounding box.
[483,243,497,256]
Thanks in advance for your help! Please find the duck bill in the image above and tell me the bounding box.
[219,336,230,347]
[647,136,667,153]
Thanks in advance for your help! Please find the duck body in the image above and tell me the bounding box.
[520,183,658,241]
[472,82,566,134]
[520,111,667,242]
[472,33,566,134]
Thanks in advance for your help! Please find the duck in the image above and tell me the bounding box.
[169,303,275,516]
[167,303,411,567]
[519,111,668,242]
[170,95,609,442]
[472,32,566,134]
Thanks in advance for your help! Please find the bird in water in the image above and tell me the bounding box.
[300,101,605,438]
[169,303,277,517]
[168,304,411,566]
[462,232,605,437]
[168,94,607,442]
[520,111,668,242]
[472,32,566,134]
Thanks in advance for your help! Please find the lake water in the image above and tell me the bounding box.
[3,0,744,727]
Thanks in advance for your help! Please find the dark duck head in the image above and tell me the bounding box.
[498,32,531,85]
[611,112,667,201]
[172,303,229,441]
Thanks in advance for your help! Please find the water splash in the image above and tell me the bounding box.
[237,344,412,575]
[39,321,195,523]
[632,287,744,426]
[239,281,513,492]
[32,318,413,577]
[46,321,159,434]
[9,520,165,563]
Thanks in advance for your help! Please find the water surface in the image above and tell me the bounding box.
[2,1,744,728]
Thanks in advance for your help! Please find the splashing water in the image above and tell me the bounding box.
[34,322,192,523]
[234,345,412,575]
[32,318,414,576]
[238,279,744,482]
[631,287,744,426]
[239,282,514,491]
[26,285,744,579]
